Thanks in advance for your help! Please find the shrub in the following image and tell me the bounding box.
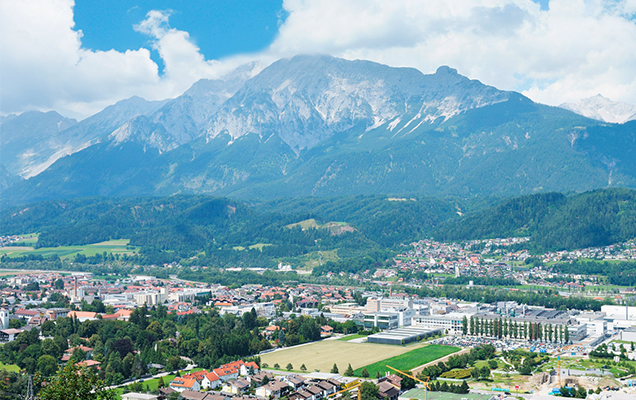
[440,369,472,379]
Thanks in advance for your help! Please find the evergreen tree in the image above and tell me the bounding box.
[344,364,354,376]
[360,382,379,400]
[331,363,339,374]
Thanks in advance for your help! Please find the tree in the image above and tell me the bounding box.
[157,376,164,389]
[331,363,339,374]
[37,355,58,377]
[359,382,379,400]
[360,368,369,378]
[286,363,293,371]
[576,386,587,398]
[401,375,416,390]
[54,279,65,290]
[300,364,307,372]
[36,362,116,400]
[479,366,490,380]
[461,316,468,335]
[344,364,354,376]
[274,363,280,369]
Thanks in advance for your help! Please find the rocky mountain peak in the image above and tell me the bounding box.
[559,95,636,124]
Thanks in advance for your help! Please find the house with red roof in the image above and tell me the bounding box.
[213,366,239,382]
[77,360,101,369]
[66,311,98,321]
[202,371,222,389]
[170,377,201,392]
[320,325,333,337]
[182,370,207,384]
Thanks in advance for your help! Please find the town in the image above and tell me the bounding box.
[1,242,636,400]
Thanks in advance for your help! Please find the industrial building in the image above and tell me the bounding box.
[367,326,442,345]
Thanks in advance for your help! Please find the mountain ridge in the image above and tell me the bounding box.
[1,55,635,206]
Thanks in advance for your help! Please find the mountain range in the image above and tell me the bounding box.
[559,94,636,124]
[1,55,635,206]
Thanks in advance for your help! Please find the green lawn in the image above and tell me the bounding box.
[282,249,340,269]
[10,233,39,245]
[0,361,20,372]
[116,373,176,396]
[353,344,460,377]
[338,334,368,341]
[474,359,498,369]
[0,239,139,259]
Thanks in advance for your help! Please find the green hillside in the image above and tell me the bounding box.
[434,188,636,251]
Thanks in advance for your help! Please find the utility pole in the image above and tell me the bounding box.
[24,374,35,400]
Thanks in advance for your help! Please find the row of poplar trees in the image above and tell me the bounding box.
[462,316,570,343]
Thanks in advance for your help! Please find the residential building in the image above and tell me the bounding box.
[255,380,289,399]
[121,394,158,400]
[170,377,201,392]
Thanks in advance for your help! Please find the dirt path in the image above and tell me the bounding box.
[410,348,471,374]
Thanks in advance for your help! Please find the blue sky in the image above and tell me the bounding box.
[74,1,285,74]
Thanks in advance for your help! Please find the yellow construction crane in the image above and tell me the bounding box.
[557,344,576,388]
[329,382,361,400]
[385,365,430,400]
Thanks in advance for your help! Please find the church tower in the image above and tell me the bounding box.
[0,300,9,330]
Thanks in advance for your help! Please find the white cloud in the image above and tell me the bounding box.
[0,1,233,119]
[268,0,636,106]
[1,0,636,119]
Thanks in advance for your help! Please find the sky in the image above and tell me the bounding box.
[1,0,636,120]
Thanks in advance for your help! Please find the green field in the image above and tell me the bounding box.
[338,334,368,341]
[284,249,340,269]
[0,361,20,372]
[10,233,39,245]
[115,374,176,398]
[353,344,460,377]
[0,239,139,259]
[261,340,445,374]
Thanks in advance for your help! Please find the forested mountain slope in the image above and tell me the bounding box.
[433,188,636,251]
